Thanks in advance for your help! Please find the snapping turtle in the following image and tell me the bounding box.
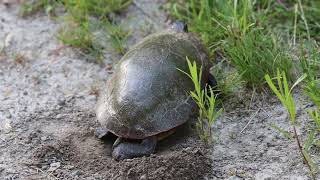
[96,21,216,160]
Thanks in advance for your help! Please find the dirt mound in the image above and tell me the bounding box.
[24,105,212,180]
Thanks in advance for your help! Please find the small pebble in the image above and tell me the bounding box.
[40,136,47,141]
[57,99,66,106]
[5,112,11,119]
[48,162,61,172]
[139,174,147,180]
[65,165,74,170]
[71,170,82,176]
[182,147,191,152]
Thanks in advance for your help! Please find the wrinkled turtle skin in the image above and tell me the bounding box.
[96,22,213,160]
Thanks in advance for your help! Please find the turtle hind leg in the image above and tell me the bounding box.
[112,136,157,160]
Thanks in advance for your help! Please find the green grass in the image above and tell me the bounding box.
[103,20,130,55]
[309,110,320,131]
[265,70,317,179]
[299,41,320,81]
[178,57,222,144]
[305,80,320,107]
[224,29,293,88]
[168,0,254,53]
[211,62,244,98]
[167,0,320,90]
[304,109,320,176]
[302,40,320,176]
[254,0,320,40]
[20,0,132,62]
[299,40,320,108]
[59,0,131,61]
[168,0,297,90]
[19,0,59,17]
[265,69,306,124]
[58,16,104,61]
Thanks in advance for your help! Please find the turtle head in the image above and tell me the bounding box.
[171,21,188,33]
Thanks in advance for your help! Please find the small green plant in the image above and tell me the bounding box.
[19,0,60,17]
[305,80,320,107]
[305,79,320,176]
[58,18,104,62]
[265,69,316,179]
[309,109,320,130]
[178,57,222,144]
[299,41,320,81]
[302,129,319,174]
[211,61,244,98]
[103,21,130,55]
[304,109,320,175]
[58,0,131,61]
[299,40,320,108]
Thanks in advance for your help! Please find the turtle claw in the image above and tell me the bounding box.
[112,137,123,149]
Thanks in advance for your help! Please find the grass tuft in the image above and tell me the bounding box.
[58,17,104,62]
[178,57,222,144]
[20,0,132,62]
[224,30,293,88]
[58,0,131,61]
[19,0,60,17]
[254,0,320,41]
[168,0,296,89]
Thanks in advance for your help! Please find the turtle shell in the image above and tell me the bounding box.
[96,30,211,139]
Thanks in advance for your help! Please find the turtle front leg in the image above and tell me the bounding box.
[112,136,157,160]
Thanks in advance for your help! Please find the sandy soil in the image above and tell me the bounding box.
[0,1,319,180]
